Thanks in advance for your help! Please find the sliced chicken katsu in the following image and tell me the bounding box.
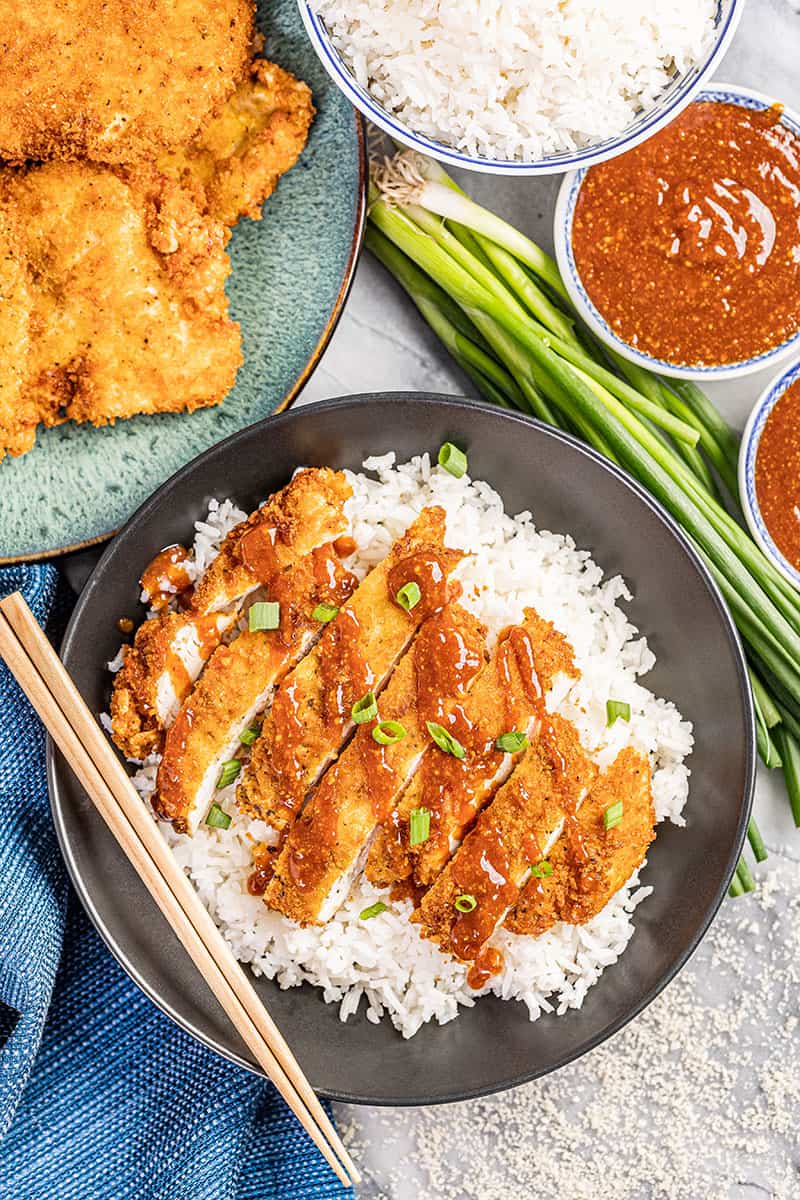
[412,712,596,988]
[153,544,358,834]
[110,468,350,759]
[505,748,655,937]
[365,609,578,890]
[262,605,487,924]
[237,507,464,830]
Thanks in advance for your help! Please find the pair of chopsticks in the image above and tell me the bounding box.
[0,592,359,1189]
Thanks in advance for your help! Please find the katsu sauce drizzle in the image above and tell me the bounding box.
[282,607,484,897]
[446,630,572,984]
[140,543,193,610]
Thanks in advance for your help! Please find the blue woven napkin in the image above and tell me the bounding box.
[0,564,349,1200]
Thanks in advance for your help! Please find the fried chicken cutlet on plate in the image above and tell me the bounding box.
[0,163,242,460]
[0,46,314,461]
[0,0,255,165]
[158,59,315,226]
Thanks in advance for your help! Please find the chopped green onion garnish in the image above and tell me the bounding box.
[530,860,553,878]
[239,726,259,746]
[372,719,407,745]
[352,691,378,724]
[313,602,339,623]
[454,893,477,913]
[359,901,388,920]
[395,580,421,612]
[496,730,529,754]
[604,800,624,830]
[205,803,231,829]
[426,720,466,759]
[217,759,242,788]
[409,807,431,846]
[606,699,631,726]
[438,442,468,478]
[249,601,280,632]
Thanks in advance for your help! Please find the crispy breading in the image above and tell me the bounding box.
[158,59,315,226]
[505,748,655,935]
[412,713,596,962]
[264,606,487,926]
[154,544,357,834]
[110,469,352,760]
[0,162,243,461]
[365,609,579,889]
[237,507,464,831]
[0,0,255,165]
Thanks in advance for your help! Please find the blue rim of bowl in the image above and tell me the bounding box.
[740,356,800,590]
[298,0,743,176]
[555,83,800,380]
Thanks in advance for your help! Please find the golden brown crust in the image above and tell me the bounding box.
[264,605,487,925]
[505,747,655,935]
[0,0,255,165]
[110,613,186,761]
[110,469,351,759]
[158,58,315,226]
[237,507,463,828]
[0,161,242,460]
[366,607,579,889]
[412,713,596,960]
[190,468,352,614]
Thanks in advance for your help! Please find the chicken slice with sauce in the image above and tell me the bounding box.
[110,467,351,759]
[505,747,655,936]
[412,712,596,987]
[262,605,487,925]
[365,609,578,890]
[153,543,358,834]
[237,507,464,831]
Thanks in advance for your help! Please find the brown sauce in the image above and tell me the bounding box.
[450,814,517,961]
[754,378,800,570]
[153,705,195,823]
[333,534,358,558]
[447,643,571,968]
[238,522,282,582]
[572,102,800,366]
[247,844,276,895]
[281,609,484,896]
[467,945,504,990]
[140,544,193,610]
[387,551,456,620]
[117,617,134,634]
[253,549,359,816]
[319,607,375,726]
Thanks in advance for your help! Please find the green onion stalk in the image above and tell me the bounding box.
[366,150,800,893]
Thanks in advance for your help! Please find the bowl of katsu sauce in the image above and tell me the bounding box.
[555,84,800,381]
[740,357,800,592]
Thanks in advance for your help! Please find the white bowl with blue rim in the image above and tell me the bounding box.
[297,0,744,177]
[553,82,800,381]
[739,355,800,592]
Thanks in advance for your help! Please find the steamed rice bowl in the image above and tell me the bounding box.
[115,453,692,1039]
[313,0,719,163]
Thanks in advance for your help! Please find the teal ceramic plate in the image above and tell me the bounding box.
[0,0,365,563]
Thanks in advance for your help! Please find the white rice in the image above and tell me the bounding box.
[316,0,717,161]
[125,454,693,1038]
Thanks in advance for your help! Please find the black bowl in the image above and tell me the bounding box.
[48,394,755,1104]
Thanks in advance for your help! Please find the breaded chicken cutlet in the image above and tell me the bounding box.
[158,59,315,226]
[0,162,242,460]
[0,0,255,165]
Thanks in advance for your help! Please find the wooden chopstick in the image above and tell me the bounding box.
[0,593,359,1189]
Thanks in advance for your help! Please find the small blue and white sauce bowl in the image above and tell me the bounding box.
[739,355,800,593]
[298,1,743,177]
[554,83,800,381]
